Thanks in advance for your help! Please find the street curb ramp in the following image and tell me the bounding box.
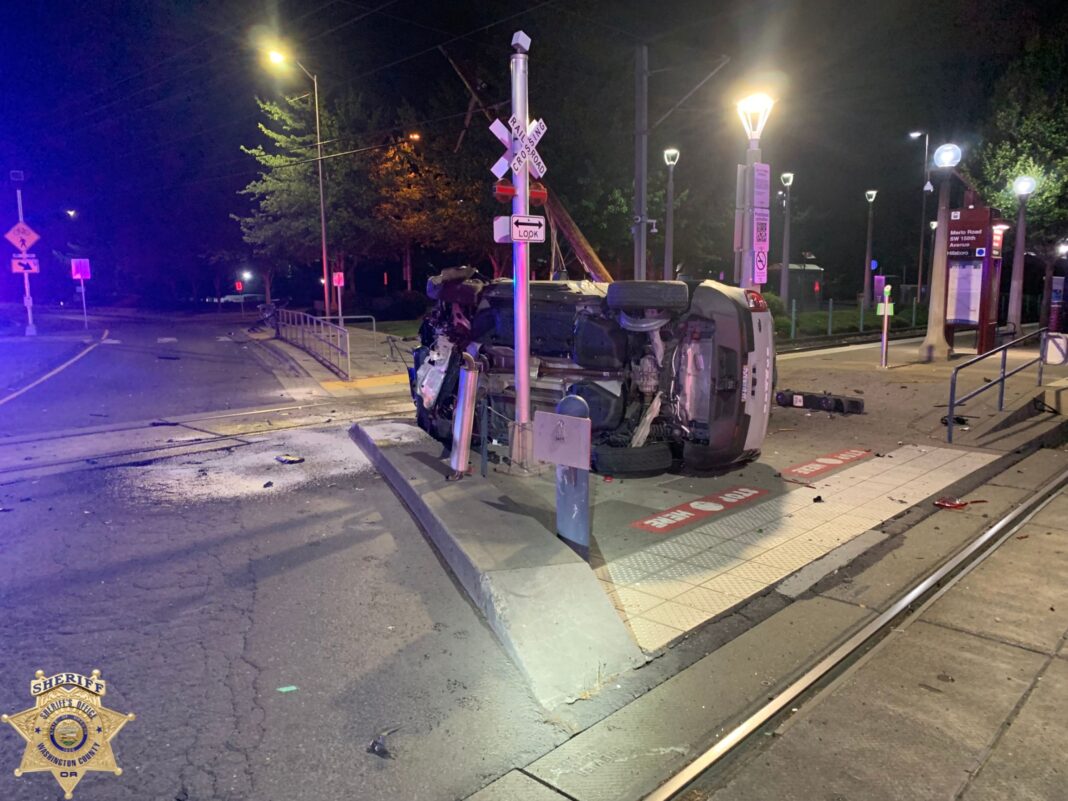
[349,422,646,709]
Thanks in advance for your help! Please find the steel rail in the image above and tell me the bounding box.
[645,462,1068,801]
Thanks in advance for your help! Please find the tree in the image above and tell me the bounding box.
[969,27,1068,255]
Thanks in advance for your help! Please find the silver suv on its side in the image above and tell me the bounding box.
[411,269,774,474]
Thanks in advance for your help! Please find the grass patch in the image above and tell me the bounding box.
[774,306,927,338]
[350,317,423,339]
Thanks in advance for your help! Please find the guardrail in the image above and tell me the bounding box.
[946,328,1048,443]
[277,309,351,380]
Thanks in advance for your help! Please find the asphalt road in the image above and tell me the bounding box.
[0,314,562,800]
[0,316,294,437]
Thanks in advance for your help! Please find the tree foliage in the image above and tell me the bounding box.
[970,27,1068,253]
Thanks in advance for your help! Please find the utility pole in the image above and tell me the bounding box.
[633,44,648,280]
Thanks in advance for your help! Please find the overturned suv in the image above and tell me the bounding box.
[411,267,774,474]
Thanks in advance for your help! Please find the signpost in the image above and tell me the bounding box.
[332,270,345,326]
[488,31,547,471]
[752,207,770,284]
[71,258,91,329]
[5,185,39,336]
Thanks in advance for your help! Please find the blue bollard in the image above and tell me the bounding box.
[554,394,591,560]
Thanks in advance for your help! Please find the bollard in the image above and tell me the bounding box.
[479,396,489,478]
[554,395,591,560]
[859,302,865,333]
[790,299,797,340]
[447,353,480,480]
[911,296,917,328]
[827,298,834,336]
[879,285,892,368]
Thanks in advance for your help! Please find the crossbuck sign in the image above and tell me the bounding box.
[489,116,547,180]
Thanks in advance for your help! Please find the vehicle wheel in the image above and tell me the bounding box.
[591,441,673,475]
[606,280,690,312]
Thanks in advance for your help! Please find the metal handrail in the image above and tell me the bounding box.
[276,309,351,380]
[946,327,1048,443]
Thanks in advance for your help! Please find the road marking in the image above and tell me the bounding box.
[782,448,872,480]
[322,373,408,390]
[102,338,122,345]
[156,337,178,343]
[631,486,769,533]
[0,329,110,408]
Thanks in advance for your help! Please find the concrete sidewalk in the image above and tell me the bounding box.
[696,459,1068,801]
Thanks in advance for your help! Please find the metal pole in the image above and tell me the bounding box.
[311,71,330,319]
[779,182,791,304]
[827,298,834,336]
[998,349,1007,410]
[337,282,343,328]
[80,278,87,329]
[862,197,875,310]
[790,298,796,340]
[741,143,759,289]
[15,188,36,337]
[509,35,534,469]
[1007,195,1028,333]
[733,164,745,283]
[663,162,674,281]
[916,133,930,304]
[880,286,891,368]
[633,44,648,281]
[912,296,917,327]
[920,175,954,361]
[1040,258,1054,329]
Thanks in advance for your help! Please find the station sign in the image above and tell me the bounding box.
[947,207,992,258]
[753,162,771,209]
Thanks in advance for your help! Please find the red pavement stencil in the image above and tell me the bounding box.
[631,486,769,534]
[782,448,872,480]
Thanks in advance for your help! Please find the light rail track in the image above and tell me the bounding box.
[646,463,1068,801]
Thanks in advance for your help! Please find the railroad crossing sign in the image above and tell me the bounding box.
[5,221,39,253]
[11,254,40,273]
[489,116,547,180]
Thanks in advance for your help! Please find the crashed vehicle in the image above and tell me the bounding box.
[411,267,774,473]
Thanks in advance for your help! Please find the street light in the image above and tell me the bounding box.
[734,92,774,289]
[920,143,962,361]
[862,190,877,310]
[241,270,253,282]
[266,47,331,318]
[1007,175,1037,334]
[65,209,78,219]
[909,131,933,304]
[662,148,680,281]
[779,172,794,304]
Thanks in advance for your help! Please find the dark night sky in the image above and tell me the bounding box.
[1,0,1060,302]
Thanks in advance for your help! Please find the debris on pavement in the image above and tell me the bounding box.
[934,497,969,510]
[263,481,274,488]
[276,685,299,693]
[275,454,305,465]
[813,495,824,503]
[367,726,401,759]
[150,420,179,427]
[157,354,181,361]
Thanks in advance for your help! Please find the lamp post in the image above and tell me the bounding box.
[909,131,932,303]
[919,143,962,361]
[862,190,877,310]
[1007,175,1037,334]
[268,49,330,318]
[663,148,679,281]
[779,172,793,304]
[734,93,774,289]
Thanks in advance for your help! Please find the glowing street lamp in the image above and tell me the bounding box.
[265,46,331,318]
[779,172,794,304]
[662,148,680,281]
[920,143,962,361]
[241,270,253,282]
[733,93,774,289]
[1007,175,1037,333]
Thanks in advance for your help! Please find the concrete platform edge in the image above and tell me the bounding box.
[349,423,646,709]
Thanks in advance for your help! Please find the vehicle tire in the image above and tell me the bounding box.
[606,280,690,312]
[591,441,673,475]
